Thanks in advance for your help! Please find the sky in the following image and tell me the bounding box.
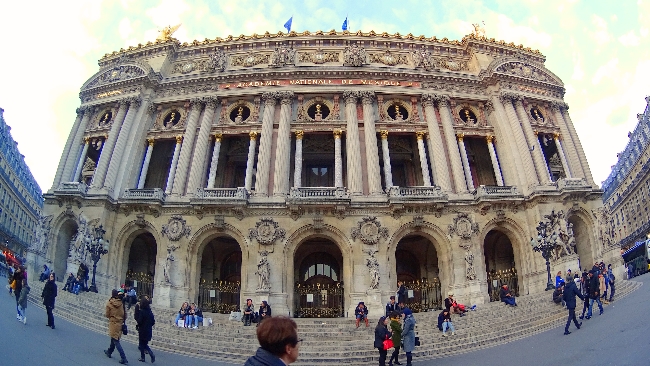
[0,0,648,192]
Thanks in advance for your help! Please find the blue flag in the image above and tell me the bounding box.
[342,17,348,31]
[284,16,293,32]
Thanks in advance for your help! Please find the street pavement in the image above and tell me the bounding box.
[2,275,649,366]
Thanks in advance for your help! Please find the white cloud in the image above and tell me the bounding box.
[619,30,640,46]
[591,15,612,45]
[494,14,552,48]
[591,58,619,85]
[118,18,133,40]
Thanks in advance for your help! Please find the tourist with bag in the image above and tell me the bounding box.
[42,272,57,329]
[135,297,156,363]
[401,308,416,366]
[374,316,392,366]
[104,289,128,364]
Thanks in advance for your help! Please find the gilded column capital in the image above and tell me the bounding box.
[118,98,130,107]
[484,100,494,115]
[342,90,360,104]
[214,133,223,142]
[190,97,204,110]
[333,129,342,139]
[533,130,539,136]
[416,131,426,140]
[553,132,561,140]
[83,136,90,144]
[549,101,563,113]
[359,91,376,105]
[175,135,184,144]
[249,131,258,140]
[420,93,438,107]
[76,106,87,115]
[205,96,220,109]
[129,96,142,109]
[485,135,494,143]
[456,133,465,141]
[147,137,155,146]
[380,130,389,139]
[295,130,304,139]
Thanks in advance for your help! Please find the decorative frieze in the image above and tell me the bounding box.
[298,48,339,64]
[161,215,192,241]
[369,50,408,66]
[231,52,270,67]
[343,43,367,66]
[249,217,286,246]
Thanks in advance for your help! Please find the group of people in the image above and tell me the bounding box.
[9,265,30,325]
[555,262,616,336]
[242,298,272,326]
[173,301,204,329]
[57,263,89,295]
[374,309,417,366]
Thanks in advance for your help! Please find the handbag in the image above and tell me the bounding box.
[383,335,394,351]
[415,336,421,347]
[122,322,128,335]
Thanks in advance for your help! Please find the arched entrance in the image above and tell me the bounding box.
[568,215,594,270]
[484,230,519,301]
[53,219,78,281]
[294,238,344,318]
[124,233,157,299]
[197,236,242,313]
[395,235,443,312]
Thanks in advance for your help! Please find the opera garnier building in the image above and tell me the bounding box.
[32,27,616,317]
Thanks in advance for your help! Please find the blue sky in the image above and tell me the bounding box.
[0,0,648,190]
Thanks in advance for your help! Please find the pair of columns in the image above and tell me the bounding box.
[291,130,344,188]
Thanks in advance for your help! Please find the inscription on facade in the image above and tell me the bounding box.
[220,79,421,89]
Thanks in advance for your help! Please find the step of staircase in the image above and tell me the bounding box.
[26,280,642,365]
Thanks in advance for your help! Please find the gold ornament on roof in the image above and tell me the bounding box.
[472,21,486,38]
[157,24,181,41]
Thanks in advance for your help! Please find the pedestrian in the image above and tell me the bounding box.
[586,270,603,319]
[104,289,128,364]
[374,316,391,366]
[244,316,300,365]
[555,271,565,288]
[499,284,517,306]
[388,311,402,366]
[441,307,456,337]
[17,278,29,324]
[42,272,57,329]
[386,296,398,317]
[396,281,407,308]
[579,271,590,320]
[608,271,616,302]
[562,276,584,335]
[599,271,607,304]
[401,308,416,366]
[12,266,24,320]
[134,296,156,363]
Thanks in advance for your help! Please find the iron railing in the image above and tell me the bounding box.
[125,272,154,299]
[402,278,443,312]
[487,268,519,302]
[197,280,241,313]
[294,282,344,318]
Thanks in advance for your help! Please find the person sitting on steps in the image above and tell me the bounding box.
[500,284,517,306]
[386,295,399,317]
[62,273,75,292]
[444,292,467,316]
[243,298,256,326]
[258,300,271,326]
[174,301,189,327]
[441,308,456,337]
[39,264,50,282]
[553,283,564,305]
[355,301,369,328]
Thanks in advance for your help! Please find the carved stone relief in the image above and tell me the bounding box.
[269,45,296,68]
[205,49,227,73]
[256,250,271,291]
[153,106,188,130]
[161,215,191,241]
[369,50,408,66]
[231,52,270,67]
[343,43,367,67]
[87,65,145,88]
[249,217,286,246]
[496,62,553,83]
[33,214,53,254]
[448,213,480,281]
[351,216,389,246]
[298,48,339,64]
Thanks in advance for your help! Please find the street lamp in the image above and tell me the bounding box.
[84,225,109,293]
[530,220,557,291]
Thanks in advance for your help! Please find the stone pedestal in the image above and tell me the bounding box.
[155,283,172,308]
[363,289,384,321]
[455,280,486,306]
[268,292,290,317]
[551,255,580,278]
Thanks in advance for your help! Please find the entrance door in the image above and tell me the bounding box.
[124,233,157,299]
[198,236,241,313]
[395,235,443,312]
[484,230,519,301]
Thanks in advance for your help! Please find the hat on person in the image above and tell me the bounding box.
[567,269,571,273]
[111,289,119,298]
[402,308,412,316]
[447,291,454,296]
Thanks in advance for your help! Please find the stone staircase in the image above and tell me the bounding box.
[27,280,642,365]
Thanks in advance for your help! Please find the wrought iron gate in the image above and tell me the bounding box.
[125,272,154,299]
[487,268,519,302]
[403,278,443,312]
[197,280,241,313]
[294,282,344,318]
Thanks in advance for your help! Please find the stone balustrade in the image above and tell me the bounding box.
[556,177,590,191]
[476,185,520,197]
[55,182,88,196]
[122,188,166,202]
[193,187,249,203]
[289,186,350,199]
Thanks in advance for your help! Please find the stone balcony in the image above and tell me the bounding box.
[555,177,591,191]
[191,187,249,204]
[54,182,88,196]
[387,185,447,203]
[475,185,521,199]
[287,186,351,203]
[121,188,166,203]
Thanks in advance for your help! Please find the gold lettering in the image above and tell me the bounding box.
[328,80,332,84]
[342,80,347,84]
[361,80,368,85]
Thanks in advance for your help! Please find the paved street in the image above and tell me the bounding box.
[2,275,649,366]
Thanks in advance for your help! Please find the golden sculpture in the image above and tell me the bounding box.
[394,104,404,120]
[237,106,244,116]
[157,24,181,41]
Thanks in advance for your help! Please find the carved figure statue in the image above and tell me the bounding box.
[165,112,177,128]
[343,43,366,67]
[393,105,404,121]
[69,216,88,263]
[314,104,322,121]
[34,214,53,253]
[100,113,110,126]
[472,22,486,38]
[156,24,181,41]
[256,251,271,291]
[206,49,226,73]
[270,45,296,68]
[463,109,476,124]
[163,245,179,284]
[366,253,380,290]
[234,106,244,124]
[465,250,477,280]
[533,109,544,122]
[412,46,434,71]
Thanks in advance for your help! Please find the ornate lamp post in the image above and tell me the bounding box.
[84,225,109,293]
[530,221,557,291]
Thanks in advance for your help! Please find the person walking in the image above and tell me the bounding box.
[13,266,24,321]
[586,270,603,319]
[608,271,616,302]
[562,277,584,335]
[42,272,57,329]
[104,289,129,364]
[374,316,391,366]
[17,278,29,325]
[401,308,416,366]
[388,311,402,366]
[134,297,156,363]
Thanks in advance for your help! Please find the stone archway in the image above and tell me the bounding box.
[124,232,157,299]
[394,234,443,312]
[52,219,78,281]
[196,235,242,313]
[293,237,344,318]
[483,230,519,301]
[568,214,595,270]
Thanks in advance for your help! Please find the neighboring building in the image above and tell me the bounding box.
[602,96,650,250]
[0,107,43,258]
[32,29,614,317]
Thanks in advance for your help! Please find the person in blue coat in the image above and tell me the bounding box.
[401,308,417,366]
[562,277,584,335]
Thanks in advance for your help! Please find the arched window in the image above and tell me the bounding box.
[300,252,339,283]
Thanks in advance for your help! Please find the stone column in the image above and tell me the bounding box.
[165,136,183,194]
[105,97,142,191]
[380,130,393,188]
[361,91,383,195]
[421,94,450,191]
[273,92,295,196]
[457,133,474,191]
[55,107,86,187]
[416,131,432,186]
[553,133,572,178]
[559,103,592,182]
[438,96,468,193]
[72,137,90,183]
[342,91,363,195]
[486,135,504,186]
[187,97,219,193]
[206,134,223,189]
[137,138,155,189]
[514,99,551,184]
[254,94,277,196]
[334,130,344,188]
[172,98,204,195]
[499,93,539,187]
[245,132,258,191]
[91,99,130,188]
[293,130,303,188]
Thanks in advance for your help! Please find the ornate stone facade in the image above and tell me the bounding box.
[34,30,613,317]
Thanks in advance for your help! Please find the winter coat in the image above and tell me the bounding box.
[244,347,286,366]
[552,289,563,304]
[259,305,271,319]
[18,285,29,308]
[437,311,445,331]
[402,314,416,353]
[499,287,512,301]
[105,297,126,340]
[374,325,391,349]
[135,305,155,342]
[609,273,616,286]
[390,319,402,348]
[588,275,600,299]
[13,271,23,293]
[385,302,398,317]
[555,275,565,288]
[599,275,606,294]
[562,281,584,309]
[42,280,57,308]
[354,306,368,318]
[397,285,407,304]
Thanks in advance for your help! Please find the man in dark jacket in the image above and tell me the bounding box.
[552,284,564,305]
[586,270,603,319]
[608,272,616,301]
[579,272,590,319]
[385,296,398,317]
[397,281,407,307]
[562,278,584,335]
